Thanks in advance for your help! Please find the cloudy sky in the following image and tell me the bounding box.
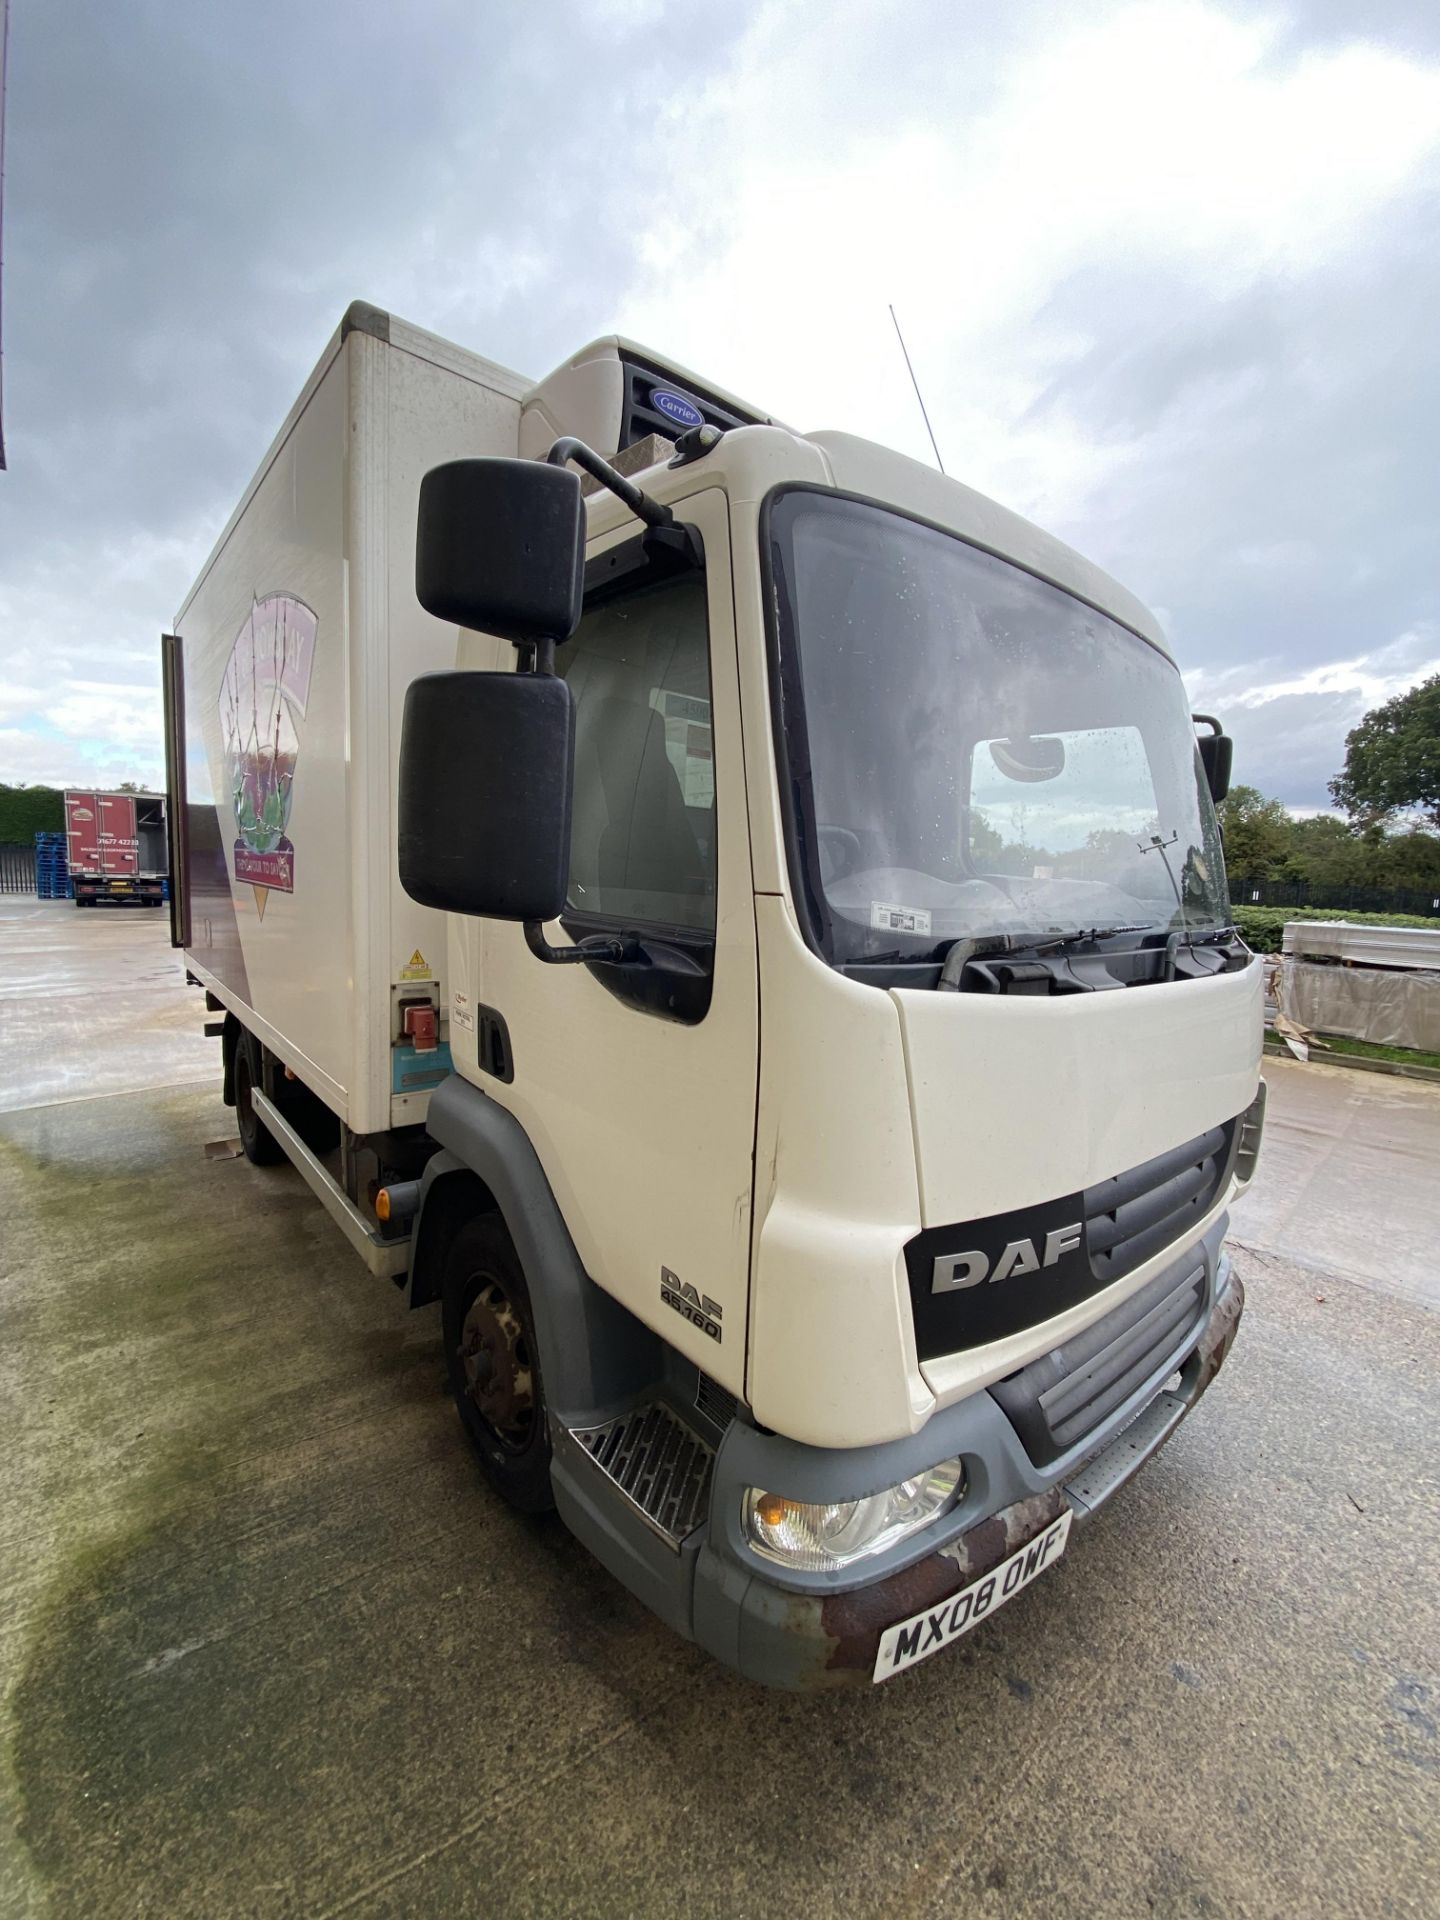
[3,0,1438,809]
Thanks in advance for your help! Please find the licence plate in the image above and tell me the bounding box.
[111,881,132,890]
[873,1509,1073,1682]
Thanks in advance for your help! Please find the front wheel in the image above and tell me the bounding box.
[441,1215,554,1513]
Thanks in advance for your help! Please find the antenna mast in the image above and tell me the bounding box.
[889,304,945,475]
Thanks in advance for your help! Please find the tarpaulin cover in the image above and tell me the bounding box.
[1279,958,1440,1053]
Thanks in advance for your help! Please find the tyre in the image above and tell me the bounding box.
[441,1214,554,1512]
[234,1032,285,1166]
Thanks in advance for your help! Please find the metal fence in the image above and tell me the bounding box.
[1229,875,1440,917]
[0,842,37,894]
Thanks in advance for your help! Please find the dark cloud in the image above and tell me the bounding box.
[7,0,749,542]
[2,0,1437,808]
[1025,185,1439,809]
[1,0,753,780]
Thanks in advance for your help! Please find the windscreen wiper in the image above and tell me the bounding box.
[852,924,1150,974]
[1162,922,1244,981]
[937,925,1156,994]
[1176,923,1238,945]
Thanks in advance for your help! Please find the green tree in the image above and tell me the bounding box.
[1330,673,1440,828]
[1281,813,1373,888]
[1374,826,1440,894]
[1217,784,1292,878]
[969,810,1004,865]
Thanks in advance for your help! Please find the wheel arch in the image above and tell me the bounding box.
[410,1077,662,1426]
[409,1162,500,1311]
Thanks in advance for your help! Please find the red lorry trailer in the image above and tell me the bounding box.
[64,789,169,907]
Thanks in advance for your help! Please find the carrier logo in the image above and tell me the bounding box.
[650,387,704,430]
[661,1267,722,1342]
[931,1222,1083,1294]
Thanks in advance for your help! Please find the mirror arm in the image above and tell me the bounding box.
[1192,712,1221,735]
[546,437,675,531]
[639,521,704,571]
[517,636,557,676]
[524,920,631,967]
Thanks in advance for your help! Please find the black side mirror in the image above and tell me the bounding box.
[398,671,574,920]
[416,458,585,645]
[1193,714,1233,804]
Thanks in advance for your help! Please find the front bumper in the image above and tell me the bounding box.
[691,1255,1244,1690]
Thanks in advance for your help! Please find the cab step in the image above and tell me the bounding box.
[571,1402,715,1546]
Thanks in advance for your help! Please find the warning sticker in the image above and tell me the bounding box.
[870,902,932,936]
[399,948,433,982]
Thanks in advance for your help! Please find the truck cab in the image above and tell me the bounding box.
[167,308,1263,1687]
[398,415,1264,1687]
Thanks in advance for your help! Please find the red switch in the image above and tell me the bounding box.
[403,1004,438,1052]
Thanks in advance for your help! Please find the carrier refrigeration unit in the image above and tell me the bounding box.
[163,302,1264,1689]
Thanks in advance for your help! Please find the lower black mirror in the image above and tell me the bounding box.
[1193,714,1234,805]
[399,670,573,919]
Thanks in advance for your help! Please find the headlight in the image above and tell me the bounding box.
[743,1460,965,1572]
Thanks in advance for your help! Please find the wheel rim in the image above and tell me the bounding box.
[456,1276,535,1452]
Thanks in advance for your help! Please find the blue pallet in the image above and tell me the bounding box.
[35,830,71,900]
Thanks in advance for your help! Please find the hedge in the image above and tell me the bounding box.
[1232,903,1440,954]
[0,785,65,840]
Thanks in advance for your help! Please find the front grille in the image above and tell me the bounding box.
[906,1114,1242,1360]
[991,1255,1210,1467]
[572,1403,714,1545]
[694,1371,738,1433]
[1085,1122,1237,1285]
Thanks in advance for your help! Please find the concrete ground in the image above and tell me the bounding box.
[0,897,215,1112]
[1,899,1436,1920]
[1236,1054,1440,1313]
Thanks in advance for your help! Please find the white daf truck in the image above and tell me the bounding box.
[164,302,1264,1688]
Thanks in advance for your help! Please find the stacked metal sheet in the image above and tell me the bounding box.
[1282,920,1440,971]
[1279,920,1440,1052]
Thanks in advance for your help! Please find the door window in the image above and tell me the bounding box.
[558,574,716,932]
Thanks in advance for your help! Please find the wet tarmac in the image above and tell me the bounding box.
[1,900,1436,1918]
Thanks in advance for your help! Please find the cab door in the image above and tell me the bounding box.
[472,487,757,1395]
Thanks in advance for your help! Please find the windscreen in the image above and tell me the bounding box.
[767,490,1230,968]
